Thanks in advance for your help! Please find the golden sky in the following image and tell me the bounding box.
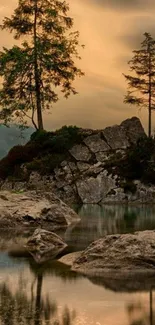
[1,0,155,131]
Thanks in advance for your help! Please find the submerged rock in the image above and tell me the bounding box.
[72,230,155,275]
[26,228,67,263]
[58,252,83,266]
[0,190,80,228]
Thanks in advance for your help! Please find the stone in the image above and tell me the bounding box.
[69,144,91,162]
[102,125,129,149]
[59,252,83,266]
[72,230,155,275]
[26,228,67,263]
[95,151,109,163]
[84,134,110,153]
[68,162,77,172]
[76,172,116,204]
[84,162,104,176]
[121,116,146,144]
[0,190,80,228]
[77,162,90,172]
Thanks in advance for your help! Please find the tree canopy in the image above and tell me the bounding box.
[0,0,84,130]
[124,32,155,137]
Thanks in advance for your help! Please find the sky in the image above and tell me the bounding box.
[0,0,155,131]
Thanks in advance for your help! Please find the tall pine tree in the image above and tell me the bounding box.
[0,0,84,130]
[124,32,155,137]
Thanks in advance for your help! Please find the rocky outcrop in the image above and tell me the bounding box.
[0,117,148,205]
[72,231,155,275]
[0,191,80,228]
[26,228,67,263]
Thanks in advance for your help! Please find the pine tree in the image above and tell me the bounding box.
[0,0,84,130]
[124,32,155,137]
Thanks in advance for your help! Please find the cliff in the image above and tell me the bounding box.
[1,116,155,204]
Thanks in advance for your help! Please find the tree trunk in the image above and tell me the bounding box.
[148,45,152,138]
[34,0,44,130]
[35,274,43,325]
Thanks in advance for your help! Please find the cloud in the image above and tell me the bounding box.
[89,0,155,11]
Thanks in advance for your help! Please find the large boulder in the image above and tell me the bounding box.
[84,134,110,153]
[76,172,116,204]
[121,116,146,143]
[102,125,129,149]
[0,191,80,228]
[69,144,91,162]
[26,228,67,263]
[72,231,155,275]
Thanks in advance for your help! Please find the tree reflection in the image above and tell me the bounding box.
[127,288,155,325]
[0,262,77,325]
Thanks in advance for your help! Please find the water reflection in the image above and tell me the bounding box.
[0,257,79,325]
[1,204,155,324]
[127,289,155,325]
[68,205,155,250]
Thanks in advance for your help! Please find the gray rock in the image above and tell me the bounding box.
[26,228,67,263]
[103,125,129,149]
[121,116,146,143]
[84,134,110,153]
[76,172,116,204]
[69,144,91,162]
[95,151,109,163]
[0,191,80,228]
[77,162,90,172]
[72,230,155,275]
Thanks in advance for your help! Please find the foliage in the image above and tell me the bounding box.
[0,125,81,179]
[124,32,155,137]
[0,0,84,130]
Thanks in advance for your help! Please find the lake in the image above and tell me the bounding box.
[0,204,155,325]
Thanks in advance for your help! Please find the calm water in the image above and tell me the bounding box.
[1,205,155,325]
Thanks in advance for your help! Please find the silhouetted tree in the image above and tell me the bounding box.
[0,0,84,130]
[124,33,155,137]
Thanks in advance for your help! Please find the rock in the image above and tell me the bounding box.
[103,125,129,149]
[84,134,110,153]
[76,172,116,204]
[101,187,127,203]
[77,162,90,172]
[69,144,91,162]
[121,116,146,144]
[26,228,67,263]
[95,151,109,163]
[72,230,155,275]
[58,252,83,266]
[0,191,80,228]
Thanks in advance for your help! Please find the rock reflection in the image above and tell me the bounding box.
[68,205,155,250]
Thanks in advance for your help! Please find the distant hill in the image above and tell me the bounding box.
[0,125,34,159]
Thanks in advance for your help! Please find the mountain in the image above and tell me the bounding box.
[0,125,34,159]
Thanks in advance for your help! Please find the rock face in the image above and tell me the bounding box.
[0,191,80,228]
[72,231,155,275]
[102,125,129,149]
[84,134,110,152]
[121,116,145,144]
[26,228,67,263]
[69,144,91,162]
[76,172,116,204]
